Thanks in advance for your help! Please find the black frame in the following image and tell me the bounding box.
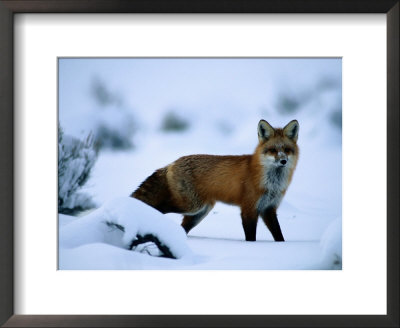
[0,1,398,327]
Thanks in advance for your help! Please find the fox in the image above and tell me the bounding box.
[131,119,299,242]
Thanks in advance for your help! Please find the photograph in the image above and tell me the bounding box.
[58,57,342,270]
[1,0,397,325]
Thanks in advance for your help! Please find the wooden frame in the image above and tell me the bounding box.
[0,0,398,327]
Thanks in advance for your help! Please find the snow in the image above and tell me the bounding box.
[59,197,193,269]
[319,218,342,269]
[59,58,342,270]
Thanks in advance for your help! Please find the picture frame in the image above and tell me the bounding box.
[0,0,398,327]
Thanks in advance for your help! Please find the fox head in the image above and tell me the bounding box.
[256,119,299,170]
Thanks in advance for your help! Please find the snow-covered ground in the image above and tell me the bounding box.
[58,58,342,270]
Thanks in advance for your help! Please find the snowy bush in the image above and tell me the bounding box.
[275,93,304,114]
[160,111,189,132]
[94,105,136,150]
[58,125,98,214]
[91,78,136,150]
[275,76,342,130]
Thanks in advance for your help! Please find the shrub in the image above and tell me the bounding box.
[160,111,189,132]
[58,125,98,215]
[90,78,136,150]
[94,105,136,150]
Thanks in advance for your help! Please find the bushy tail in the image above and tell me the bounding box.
[131,168,183,214]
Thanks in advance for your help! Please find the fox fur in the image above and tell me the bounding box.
[131,119,299,241]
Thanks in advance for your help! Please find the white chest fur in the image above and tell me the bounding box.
[256,166,290,213]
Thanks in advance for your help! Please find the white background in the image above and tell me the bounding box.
[14,14,386,315]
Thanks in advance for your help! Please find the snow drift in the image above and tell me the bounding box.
[59,197,193,269]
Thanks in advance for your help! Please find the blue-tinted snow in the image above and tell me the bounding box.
[58,58,342,270]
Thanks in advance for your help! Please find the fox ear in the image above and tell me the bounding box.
[283,120,299,142]
[258,120,275,142]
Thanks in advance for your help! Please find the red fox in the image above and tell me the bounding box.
[131,119,299,242]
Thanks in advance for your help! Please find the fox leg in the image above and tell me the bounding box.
[181,203,214,234]
[261,207,285,242]
[241,209,258,241]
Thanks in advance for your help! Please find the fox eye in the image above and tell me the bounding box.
[284,147,292,153]
[268,148,277,154]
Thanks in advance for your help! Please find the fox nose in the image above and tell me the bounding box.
[280,159,287,165]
